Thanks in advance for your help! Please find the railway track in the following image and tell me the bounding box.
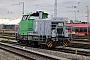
[0,34,89,49]
[0,36,15,40]
[53,46,90,56]
[68,35,90,49]
[45,35,90,56]
[0,40,90,60]
[0,42,69,60]
[0,32,90,59]
[72,35,90,39]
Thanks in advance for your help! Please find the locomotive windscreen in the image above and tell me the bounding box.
[22,15,29,20]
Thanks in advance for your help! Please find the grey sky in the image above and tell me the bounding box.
[0,0,90,21]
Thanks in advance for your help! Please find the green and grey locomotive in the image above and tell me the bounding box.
[16,11,71,48]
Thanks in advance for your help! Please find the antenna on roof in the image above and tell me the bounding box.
[54,0,57,18]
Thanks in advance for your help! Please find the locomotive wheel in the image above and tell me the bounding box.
[17,40,22,44]
[30,41,35,47]
[40,44,44,49]
[30,41,39,47]
[17,40,20,43]
[39,44,46,49]
[62,42,68,47]
[27,41,36,47]
[34,42,39,48]
[27,41,31,46]
[25,40,28,45]
[22,40,26,44]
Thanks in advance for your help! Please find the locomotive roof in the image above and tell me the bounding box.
[51,18,66,22]
[36,17,66,22]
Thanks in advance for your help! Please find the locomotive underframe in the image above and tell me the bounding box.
[16,34,70,47]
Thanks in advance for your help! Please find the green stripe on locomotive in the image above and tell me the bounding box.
[20,19,34,35]
[20,20,28,35]
[28,19,34,31]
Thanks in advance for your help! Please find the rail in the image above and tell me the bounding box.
[0,42,70,60]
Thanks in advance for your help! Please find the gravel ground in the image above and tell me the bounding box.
[0,49,27,60]
[25,47,90,60]
[0,38,90,60]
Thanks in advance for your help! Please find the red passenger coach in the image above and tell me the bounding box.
[66,23,90,35]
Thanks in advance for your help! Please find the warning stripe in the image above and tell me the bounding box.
[48,43,52,47]
[63,42,68,47]
[47,43,51,47]
[47,42,53,47]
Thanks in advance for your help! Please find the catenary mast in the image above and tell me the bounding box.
[54,0,57,18]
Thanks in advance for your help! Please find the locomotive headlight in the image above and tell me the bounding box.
[58,23,63,26]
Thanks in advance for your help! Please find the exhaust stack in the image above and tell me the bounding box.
[39,11,43,19]
[54,0,57,18]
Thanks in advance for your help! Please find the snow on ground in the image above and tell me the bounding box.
[0,19,21,25]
